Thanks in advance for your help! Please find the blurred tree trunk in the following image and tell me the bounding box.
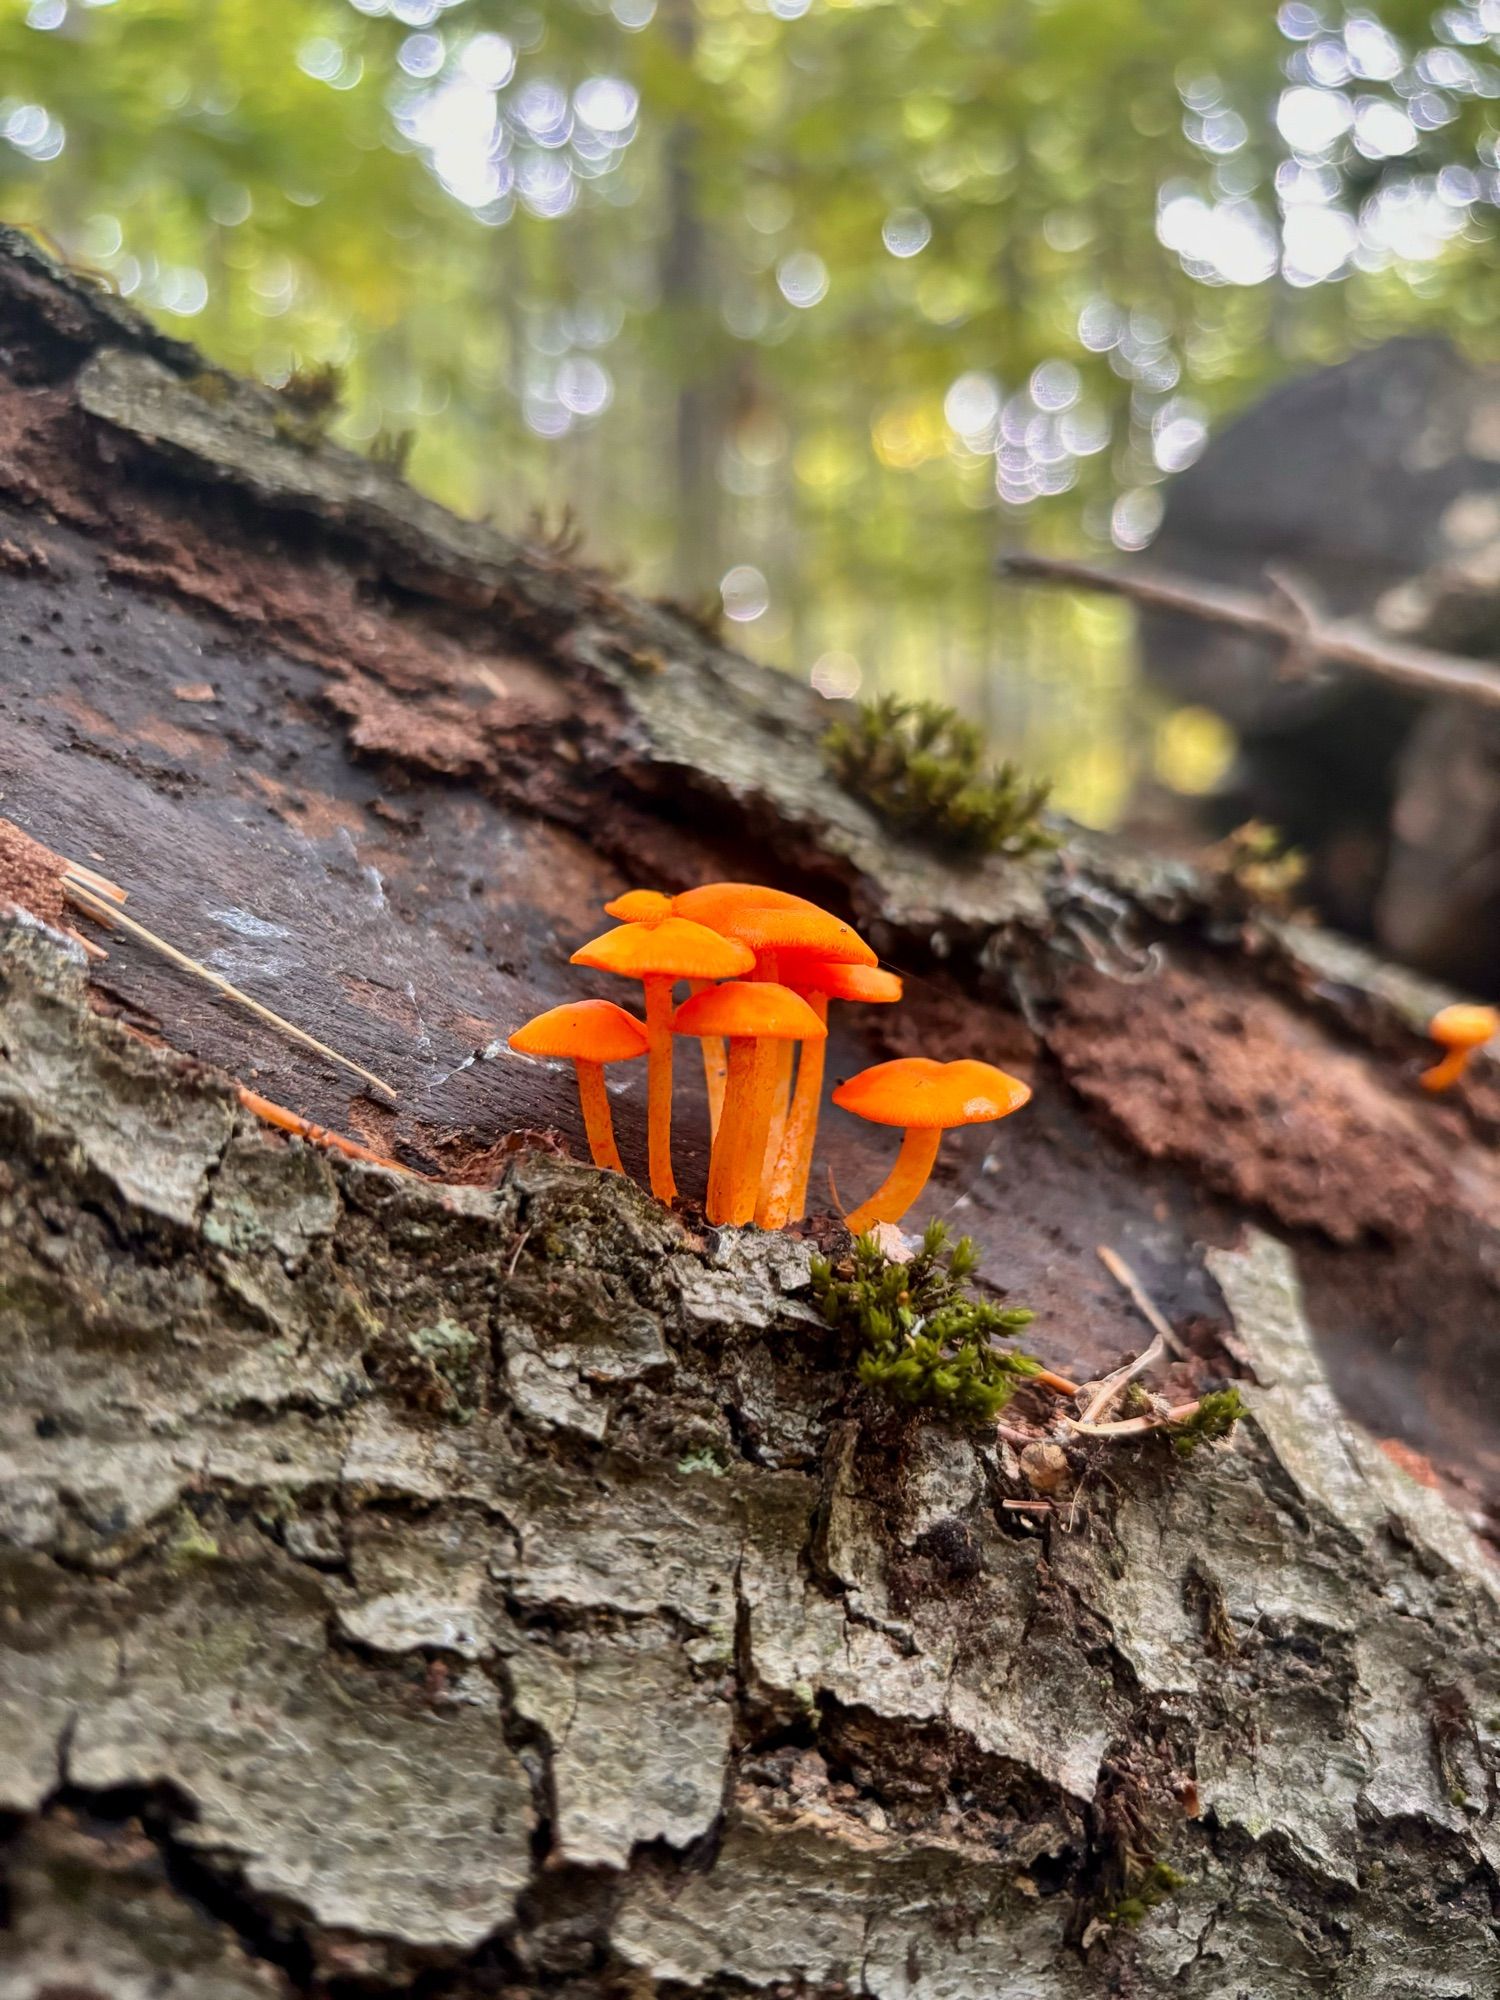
[2,228,1499,2000]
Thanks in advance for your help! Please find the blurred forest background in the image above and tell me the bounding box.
[5,0,1500,824]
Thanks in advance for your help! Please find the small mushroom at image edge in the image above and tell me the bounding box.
[507,999,649,1174]
[832,1056,1032,1235]
[1421,1003,1499,1092]
[571,916,754,1204]
[672,980,827,1225]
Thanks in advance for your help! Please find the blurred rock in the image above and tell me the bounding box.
[1142,336,1500,989]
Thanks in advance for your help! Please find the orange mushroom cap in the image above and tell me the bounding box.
[832,1056,1031,1129]
[1429,1003,1499,1052]
[672,882,814,926]
[784,959,903,1004]
[571,917,754,982]
[604,888,674,924]
[672,981,828,1042]
[508,999,649,1065]
[717,904,877,968]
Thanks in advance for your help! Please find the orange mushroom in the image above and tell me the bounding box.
[672,881,815,926]
[571,917,753,1203]
[604,888,674,924]
[759,960,903,1229]
[832,1056,1032,1235]
[599,885,810,1134]
[1420,1003,1499,1092]
[672,982,826,1224]
[508,999,650,1174]
[715,904,878,1205]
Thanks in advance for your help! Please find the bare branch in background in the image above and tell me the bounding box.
[999,551,1500,713]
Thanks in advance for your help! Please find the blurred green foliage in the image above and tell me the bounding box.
[2,0,1496,820]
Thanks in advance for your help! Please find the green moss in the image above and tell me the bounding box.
[1106,1861,1184,1925]
[810,1220,1039,1425]
[822,694,1055,857]
[1169,1387,1247,1455]
[368,425,415,474]
[271,362,344,450]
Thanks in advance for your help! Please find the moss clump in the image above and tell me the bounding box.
[810,1221,1040,1424]
[272,361,344,450]
[368,426,415,475]
[822,695,1055,858]
[1169,1387,1246,1455]
[1108,1861,1184,1926]
[1210,819,1307,915]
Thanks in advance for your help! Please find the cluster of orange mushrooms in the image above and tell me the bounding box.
[507,881,1031,1233]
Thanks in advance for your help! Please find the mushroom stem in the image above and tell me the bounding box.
[759,995,828,1228]
[1421,1048,1471,1092]
[758,1041,796,1205]
[642,976,678,1204]
[844,1126,943,1235]
[708,1036,757,1222]
[686,980,727,1136]
[574,1059,624,1173]
[727,1038,783,1225]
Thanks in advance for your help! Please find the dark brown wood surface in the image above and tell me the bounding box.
[2,226,1498,1504]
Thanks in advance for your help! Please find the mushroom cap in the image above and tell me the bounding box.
[508,998,649,1064]
[784,959,903,1004]
[571,917,755,982]
[717,903,877,968]
[671,981,828,1042]
[604,888,673,924]
[832,1056,1031,1129]
[1429,1003,1499,1052]
[672,881,813,926]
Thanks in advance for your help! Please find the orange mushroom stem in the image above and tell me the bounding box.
[713,904,877,1213]
[833,1057,1032,1235]
[1420,1003,1499,1092]
[673,982,826,1225]
[570,919,753,1203]
[507,999,650,1174]
[601,890,807,1136]
[759,961,904,1229]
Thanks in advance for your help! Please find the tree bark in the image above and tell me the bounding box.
[2,227,1499,1997]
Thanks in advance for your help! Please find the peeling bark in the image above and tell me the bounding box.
[1,230,1500,1996]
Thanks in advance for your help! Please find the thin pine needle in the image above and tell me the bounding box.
[63,875,398,1101]
[61,860,127,904]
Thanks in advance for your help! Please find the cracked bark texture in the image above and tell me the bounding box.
[2,229,1500,1997]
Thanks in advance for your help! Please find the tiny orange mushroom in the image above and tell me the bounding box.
[833,1057,1032,1235]
[571,917,753,1204]
[672,981,827,1225]
[1420,1003,1499,1093]
[603,888,674,924]
[508,998,649,1175]
[759,960,903,1230]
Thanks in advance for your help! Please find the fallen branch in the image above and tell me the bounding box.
[1000,551,1500,713]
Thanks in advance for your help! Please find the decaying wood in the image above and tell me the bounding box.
[2,229,1500,1997]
